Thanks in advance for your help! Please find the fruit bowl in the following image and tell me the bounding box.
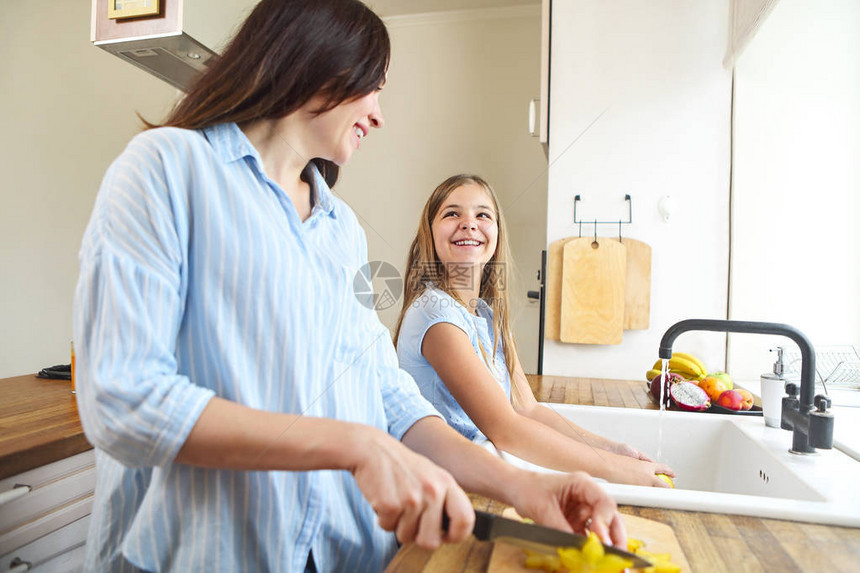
[644,384,763,416]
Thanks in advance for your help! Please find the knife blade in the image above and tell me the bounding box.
[470,510,652,569]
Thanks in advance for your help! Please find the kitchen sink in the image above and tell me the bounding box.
[493,404,860,527]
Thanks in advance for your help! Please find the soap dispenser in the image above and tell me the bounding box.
[761,347,786,428]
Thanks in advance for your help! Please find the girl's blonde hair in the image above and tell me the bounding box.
[394,174,517,382]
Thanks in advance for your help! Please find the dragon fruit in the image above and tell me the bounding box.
[650,372,684,407]
[669,381,711,412]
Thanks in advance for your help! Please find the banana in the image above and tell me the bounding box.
[650,356,704,378]
[646,368,704,382]
[649,369,703,381]
[673,352,707,375]
[669,356,704,377]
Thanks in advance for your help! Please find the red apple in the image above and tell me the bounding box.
[716,389,744,411]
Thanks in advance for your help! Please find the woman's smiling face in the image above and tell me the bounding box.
[431,183,499,272]
[303,87,385,166]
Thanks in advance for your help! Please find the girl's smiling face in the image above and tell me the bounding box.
[431,183,499,270]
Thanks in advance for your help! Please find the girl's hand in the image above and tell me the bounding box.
[612,442,655,462]
[509,470,627,548]
[610,456,676,487]
[350,427,475,549]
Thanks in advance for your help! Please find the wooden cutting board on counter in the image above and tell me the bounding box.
[488,509,691,572]
[559,238,626,344]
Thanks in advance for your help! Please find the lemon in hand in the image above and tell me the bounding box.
[656,473,675,488]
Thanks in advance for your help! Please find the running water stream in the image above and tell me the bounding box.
[656,358,670,461]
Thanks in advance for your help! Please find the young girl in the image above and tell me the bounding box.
[74,4,627,572]
[396,174,675,487]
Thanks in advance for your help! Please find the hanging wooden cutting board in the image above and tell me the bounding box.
[559,237,626,344]
[616,238,651,330]
[543,237,575,341]
[488,509,691,572]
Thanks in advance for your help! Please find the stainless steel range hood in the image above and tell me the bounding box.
[91,0,258,91]
[95,33,217,91]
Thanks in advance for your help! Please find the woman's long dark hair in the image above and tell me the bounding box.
[145,0,390,187]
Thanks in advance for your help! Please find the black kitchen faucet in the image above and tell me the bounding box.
[659,319,834,454]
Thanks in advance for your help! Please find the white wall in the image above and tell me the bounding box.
[0,1,178,378]
[728,0,860,382]
[339,7,547,371]
[543,0,733,380]
[12,2,848,385]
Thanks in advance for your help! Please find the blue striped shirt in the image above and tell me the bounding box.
[73,123,439,572]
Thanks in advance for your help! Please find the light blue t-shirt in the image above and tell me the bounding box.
[396,285,511,442]
[74,123,440,573]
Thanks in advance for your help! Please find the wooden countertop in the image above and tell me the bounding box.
[0,374,91,480]
[385,375,860,573]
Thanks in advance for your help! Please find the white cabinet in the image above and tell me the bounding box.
[0,451,95,573]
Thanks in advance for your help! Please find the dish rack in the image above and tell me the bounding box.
[783,345,860,391]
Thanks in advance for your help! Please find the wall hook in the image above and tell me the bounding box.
[573,195,633,237]
[658,195,675,222]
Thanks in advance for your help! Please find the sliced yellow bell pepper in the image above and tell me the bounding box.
[522,530,683,573]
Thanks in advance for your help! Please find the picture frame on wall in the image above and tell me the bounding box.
[108,0,160,20]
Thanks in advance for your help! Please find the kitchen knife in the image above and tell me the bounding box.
[466,510,652,569]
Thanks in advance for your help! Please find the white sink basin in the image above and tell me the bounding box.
[496,404,860,527]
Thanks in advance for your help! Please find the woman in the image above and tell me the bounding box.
[395,174,675,487]
[75,2,627,572]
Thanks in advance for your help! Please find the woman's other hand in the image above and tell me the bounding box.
[509,471,627,549]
